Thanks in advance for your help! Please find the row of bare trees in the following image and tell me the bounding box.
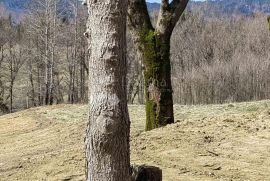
[0,0,88,113]
[0,15,25,113]
[171,13,270,104]
[127,13,270,106]
[25,0,89,106]
[1,2,270,115]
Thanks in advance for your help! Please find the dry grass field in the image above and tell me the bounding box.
[0,101,270,181]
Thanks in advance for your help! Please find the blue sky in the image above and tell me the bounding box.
[147,0,205,2]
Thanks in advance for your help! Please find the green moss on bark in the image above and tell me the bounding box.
[268,16,270,30]
[139,29,174,131]
[145,100,157,130]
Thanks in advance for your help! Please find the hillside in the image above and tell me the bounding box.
[0,101,270,180]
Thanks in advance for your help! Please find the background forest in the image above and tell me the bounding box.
[0,0,270,114]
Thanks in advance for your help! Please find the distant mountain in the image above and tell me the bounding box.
[147,2,160,13]
[0,0,80,20]
[0,0,30,11]
[1,0,270,17]
[189,0,270,16]
[0,1,161,13]
[0,0,29,22]
[147,0,270,16]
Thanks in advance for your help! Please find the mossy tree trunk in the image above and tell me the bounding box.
[268,16,270,30]
[141,30,174,130]
[128,0,189,131]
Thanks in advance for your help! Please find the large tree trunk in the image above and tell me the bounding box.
[85,0,130,180]
[128,0,189,131]
[140,31,174,130]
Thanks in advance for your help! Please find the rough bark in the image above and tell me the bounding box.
[128,0,189,130]
[85,0,130,181]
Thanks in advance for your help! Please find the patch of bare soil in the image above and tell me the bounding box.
[0,101,270,181]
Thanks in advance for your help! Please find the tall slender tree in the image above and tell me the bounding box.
[26,0,60,105]
[85,0,130,180]
[128,0,189,130]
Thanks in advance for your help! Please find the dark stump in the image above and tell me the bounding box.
[131,165,162,181]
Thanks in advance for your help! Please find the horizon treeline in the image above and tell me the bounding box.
[0,0,269,113]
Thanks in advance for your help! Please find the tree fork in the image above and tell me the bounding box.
[128,0,189,131]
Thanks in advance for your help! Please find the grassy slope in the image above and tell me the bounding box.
[0,101,270,181]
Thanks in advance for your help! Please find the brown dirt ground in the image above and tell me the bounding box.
[0,101,270,181]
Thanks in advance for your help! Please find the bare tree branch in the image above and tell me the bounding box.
[156,0,189,36]
[128,0,154,32]
[170,0,189,29]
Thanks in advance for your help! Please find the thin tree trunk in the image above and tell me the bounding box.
[48,2,57,105]
[44,0,50,105]
[37,65,42,106]
[28,55,36,107]
[85,0,130,180]
[10,82,13,113]
[10,65,13,113]
[80,49,85,102]
[267,16,270,30]
[9,44,13,113]
[0,46,4,68]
